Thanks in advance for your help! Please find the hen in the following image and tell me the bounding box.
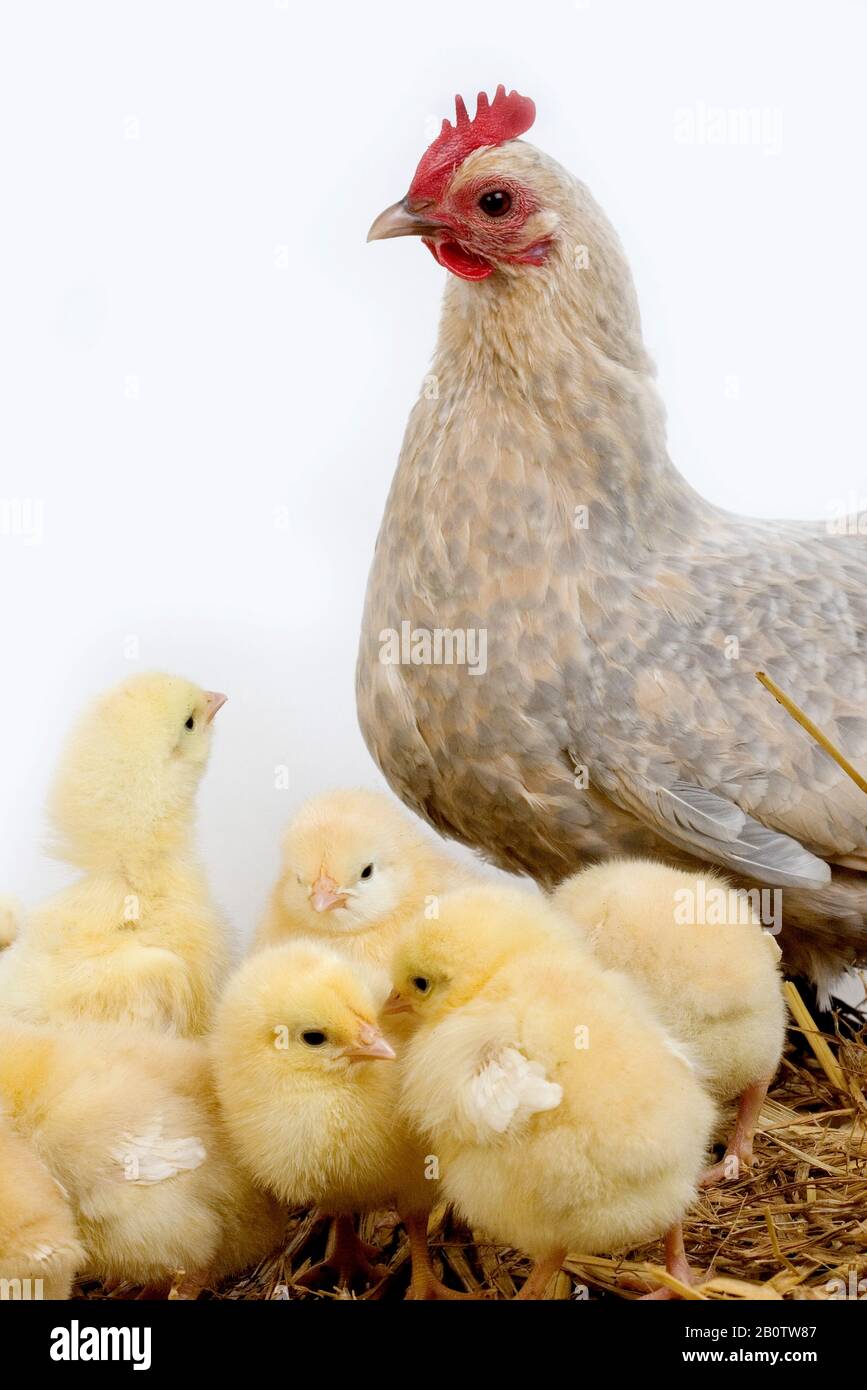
[359,85,867,990]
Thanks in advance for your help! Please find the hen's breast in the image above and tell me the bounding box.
[356,394,659,877]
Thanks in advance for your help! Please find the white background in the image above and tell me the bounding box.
[1,0,866,951]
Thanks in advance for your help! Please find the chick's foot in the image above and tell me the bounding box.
[295,1214,389,1292]
[402,1211,484,1300]
[515,1249,568,1300]
[639,1223,696,1300]
[700,1077,770,1188]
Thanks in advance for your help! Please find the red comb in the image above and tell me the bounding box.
[408,86,536,202]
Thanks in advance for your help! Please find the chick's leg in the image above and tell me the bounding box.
[639,1222,694,1300]
[700,1077,771,1187]
[132,1271,208,1299]
[515,1248,568,1300]
[402,1210,483,1300]
[295,1214,389,1291]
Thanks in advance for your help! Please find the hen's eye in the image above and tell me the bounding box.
[478,189,512,217]
[412,976,431,995]
[301,1030,327,1047]
[360,864,374,880]
[184,716,195,730]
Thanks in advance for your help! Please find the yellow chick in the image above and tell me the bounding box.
[0,1109,83,1301]
[212,940,457,1298]
[389,886,716,1299]
[254,787,473,973]
[553,860,786,1186]
[0,1016,285,1295]
[0,673,230,1035]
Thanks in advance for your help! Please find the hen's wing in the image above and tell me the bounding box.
[574,515,867,881]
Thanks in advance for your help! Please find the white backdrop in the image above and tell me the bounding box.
[1,0,866,951]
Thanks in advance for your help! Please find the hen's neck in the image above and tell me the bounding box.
[428,231,711,543]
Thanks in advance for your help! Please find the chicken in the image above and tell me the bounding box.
[0,1015,285,1295]
[388,884,716,1298]
[254,788,473,974]
[211,940,457,1298]
[553,859,786,1185]
[0,672,229,1035]
[359,85,867,994]
[0,1108,83,1301]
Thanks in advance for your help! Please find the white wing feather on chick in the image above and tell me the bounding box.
[664,1034,699,1073]
[464,1047,562,1139]
[109,1119,206,1184]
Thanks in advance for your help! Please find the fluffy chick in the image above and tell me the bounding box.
[212,940,454,1298]
[0,1016,285,1294]
[389,885,716,1299]
[254,788,473,973]
[553,859,787,1186]
[0,673,229,1035]
[0,1108,83,1301]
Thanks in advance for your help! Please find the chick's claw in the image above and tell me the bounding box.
[638,1223,697,1300]
[514,1249,567,1301]
[402,1213,484,1300]
[699,1077,770,1189]
[295,1215,390,1293]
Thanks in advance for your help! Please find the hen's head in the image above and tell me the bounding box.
[368,86,566,282]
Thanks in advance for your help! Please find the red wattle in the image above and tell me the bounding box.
[425,238,494,282]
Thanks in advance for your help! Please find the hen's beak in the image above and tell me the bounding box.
[204,691,228,723]
[310,872,348,913]
[367,199,442,242]
[382,989,412,1016]
[341,1023,396,1062]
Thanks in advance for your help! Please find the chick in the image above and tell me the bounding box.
[212,940,456,1298]
[254,787,473,973]
[389,885,716,1299]
[0,1109,83,1301]
[0,673,229,1035]
[0,1016,285,1294]
[553,860,786,1186]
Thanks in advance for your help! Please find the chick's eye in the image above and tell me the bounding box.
[301,1030,327,1047]
[412,976,431,995]
[184,716,195,730]
[360,864,374,880]
[478,189,512,217]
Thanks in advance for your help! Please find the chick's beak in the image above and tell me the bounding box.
[367,198,443,242]
[204,691,228,724]
[382,989,412,1016]
[310,872,348,913]
[341,1023,396,1062]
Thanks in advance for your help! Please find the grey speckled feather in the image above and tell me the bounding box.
[357,139,867,990]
